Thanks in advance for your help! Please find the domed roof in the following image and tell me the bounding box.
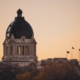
[6,9,34,39]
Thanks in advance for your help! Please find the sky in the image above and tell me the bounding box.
[0,0,80,61]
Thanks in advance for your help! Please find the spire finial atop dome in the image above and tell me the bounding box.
[17,9,23,17]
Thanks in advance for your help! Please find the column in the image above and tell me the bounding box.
[18,46,21,55]
[11,46,13,55]
[23,46,25,55]
[12,46,13,55]
[34,44,35,55]
[24,45,26,55]
[27,45,29,55]
[6,46,8,56]
[25,46,28,55]
[15,44,17,55]
[7,46,9,56]
[35,44,36,55]
[17,45,18,55]
[29,44,32,55]
[32,44,35,55]
[14,45,16,56]
[22,46,24,55]
[8,46,10,56]
[13,45,14,55]
[3,45,5,56]
[26,46,29,55]
[32,44,36,56]
[27,46,29,55]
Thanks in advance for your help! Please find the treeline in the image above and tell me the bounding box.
[0,62,80,80]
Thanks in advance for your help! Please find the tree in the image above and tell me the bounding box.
[0,64,23,80]
[16,72,33,80]
[34,61,79,80]
[16,63,39,80]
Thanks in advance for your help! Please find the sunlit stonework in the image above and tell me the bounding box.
[2,9,37,67]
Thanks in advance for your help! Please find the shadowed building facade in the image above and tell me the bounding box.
[2,9,37,67]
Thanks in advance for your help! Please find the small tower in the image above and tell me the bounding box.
[2,9,37,67]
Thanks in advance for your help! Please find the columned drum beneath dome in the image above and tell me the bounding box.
[2,9,37,67]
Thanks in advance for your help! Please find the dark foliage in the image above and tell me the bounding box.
[0,62,79,80]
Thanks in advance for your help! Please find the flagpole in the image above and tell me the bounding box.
[71,47,75,59]
[66,51,67,59]
[78,50,80,61]
[79,49,80,64]
[66,51,69,59]
[71,48,73,59]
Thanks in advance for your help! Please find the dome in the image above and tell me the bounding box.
[6,9,33,39]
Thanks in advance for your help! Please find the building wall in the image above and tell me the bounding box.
[2,36,37,67]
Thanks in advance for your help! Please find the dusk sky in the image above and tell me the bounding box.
[0,0,80,61]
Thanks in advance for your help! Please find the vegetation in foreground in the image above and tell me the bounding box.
[0,62,79,80]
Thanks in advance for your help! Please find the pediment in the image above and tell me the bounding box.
[3,39,9,45]
[21,36,26,43]
[32,39,37,44]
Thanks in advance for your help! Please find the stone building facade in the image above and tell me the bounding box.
[2,9,37,67]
